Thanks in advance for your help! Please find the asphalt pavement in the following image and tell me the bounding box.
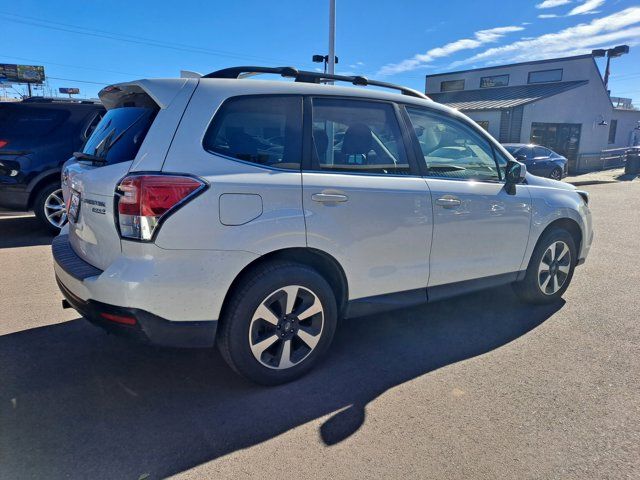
[0,182,638,479]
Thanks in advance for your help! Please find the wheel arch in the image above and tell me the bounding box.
[27,171,62,209]
[537,217,583,260]
[219,247,349,322]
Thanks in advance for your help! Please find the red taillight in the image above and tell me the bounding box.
[116,174,204,241]
[0,140,8,149]
[100,312,137,326]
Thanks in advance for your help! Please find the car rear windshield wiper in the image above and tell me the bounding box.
[73,152,108,164]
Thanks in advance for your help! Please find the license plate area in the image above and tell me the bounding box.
[68,189,81,223]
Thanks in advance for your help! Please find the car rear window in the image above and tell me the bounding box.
[0,105,70,138]
[81,107,156,165]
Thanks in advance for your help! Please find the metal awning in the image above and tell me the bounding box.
[429,80,588,111]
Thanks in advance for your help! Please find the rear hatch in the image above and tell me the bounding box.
[64,88,160,270]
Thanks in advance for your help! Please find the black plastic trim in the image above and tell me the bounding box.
[427,272,521,303]
[345,288,427,318]
[52,234,103,280]
[56,276,217,348]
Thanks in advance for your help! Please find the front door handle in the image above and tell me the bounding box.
[312,193,348,203]
[435,195,461,208]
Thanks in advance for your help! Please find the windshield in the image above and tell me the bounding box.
[504,145,521,155]
[82,106,156,164]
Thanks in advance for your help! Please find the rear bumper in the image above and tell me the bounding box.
[52,234,217,348]
[56,277,216,347]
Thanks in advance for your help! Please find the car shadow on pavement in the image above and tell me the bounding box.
[0,289,563,479]
[0,215,54,248]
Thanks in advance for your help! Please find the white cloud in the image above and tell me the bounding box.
[452,7,640,67]
[377,25,523,75]
[568,0,605,15]
[536,0,572,8]
[538,13,559,18]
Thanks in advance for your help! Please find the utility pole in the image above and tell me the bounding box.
[328,0,336,76]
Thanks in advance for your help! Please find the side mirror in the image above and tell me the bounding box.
[505,160,526,195]
[515,154,527,163]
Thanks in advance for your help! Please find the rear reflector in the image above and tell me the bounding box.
[100,312,137,326]
[0,140,8,149]
[116,174,205,241]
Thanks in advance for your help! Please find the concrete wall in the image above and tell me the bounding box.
[463,110,502,139]
[520,80,612,155]
[611,109,640,148]
[426,55,598,93]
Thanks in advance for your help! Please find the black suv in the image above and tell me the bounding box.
[0,97,105,231]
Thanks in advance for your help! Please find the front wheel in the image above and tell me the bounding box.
[549,167,563,180]
[217,262,338,385]
[513,228,576,304]
[34,182,67,233]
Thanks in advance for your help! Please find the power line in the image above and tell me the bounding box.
[1,54,144,77]
[47,76,109,86]
[0,12,313,67]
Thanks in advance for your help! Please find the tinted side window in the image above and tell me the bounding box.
[311,98,410,175]
[406,106,501,182]
[0,106,70,138]
[203,96,302,170]
[82,107,157,165]
[533,146,548,157]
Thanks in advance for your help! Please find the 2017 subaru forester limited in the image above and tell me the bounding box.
[53,67,592,385]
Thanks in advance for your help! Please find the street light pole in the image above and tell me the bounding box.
[328,0,336,76]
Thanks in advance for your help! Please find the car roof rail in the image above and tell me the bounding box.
[21,96,102,105]
[202,66,429,100]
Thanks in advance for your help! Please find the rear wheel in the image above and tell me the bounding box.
[549,167,563,180]
[34,182,67,233]
[217,262,338,385]
[513,228,576,304]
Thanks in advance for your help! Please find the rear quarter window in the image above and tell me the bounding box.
[203,95,302,170]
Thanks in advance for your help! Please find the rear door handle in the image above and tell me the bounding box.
[435,195,461,208]
[312,193,348,203]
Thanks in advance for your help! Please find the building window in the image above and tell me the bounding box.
[608,119,617,144]
[530,122,581,162]
[480,74,509,88]
[440,79,464,92]
[475,120,490,131]
[528,69,563,84]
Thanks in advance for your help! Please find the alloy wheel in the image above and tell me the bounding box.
[538,241,571,295]
[44,188,67,228]
[550,169,562,180]
[248,285,324,369]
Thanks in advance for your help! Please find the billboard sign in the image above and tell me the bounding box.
[59,87,80,94]
[0,64,45,84]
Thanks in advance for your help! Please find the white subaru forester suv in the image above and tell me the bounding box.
[54,66,592,385]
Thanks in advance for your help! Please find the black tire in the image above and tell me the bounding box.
[549,167,563,180]
[33,182,66,234]
[513,227,576,304]
[217,261,338,385]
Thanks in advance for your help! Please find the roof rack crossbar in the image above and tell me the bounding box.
[202,66,429,100]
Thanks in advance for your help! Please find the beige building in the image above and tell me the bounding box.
[427,54,640,172]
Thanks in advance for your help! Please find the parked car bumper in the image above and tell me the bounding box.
[52,233,256,347]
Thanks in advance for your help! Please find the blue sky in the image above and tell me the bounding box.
[1,0,639,103]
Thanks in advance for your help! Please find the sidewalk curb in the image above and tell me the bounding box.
[567,180,619,186]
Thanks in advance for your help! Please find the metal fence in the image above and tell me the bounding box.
[573,147,628,174]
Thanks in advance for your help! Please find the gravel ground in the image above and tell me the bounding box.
[0,182,638,480]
